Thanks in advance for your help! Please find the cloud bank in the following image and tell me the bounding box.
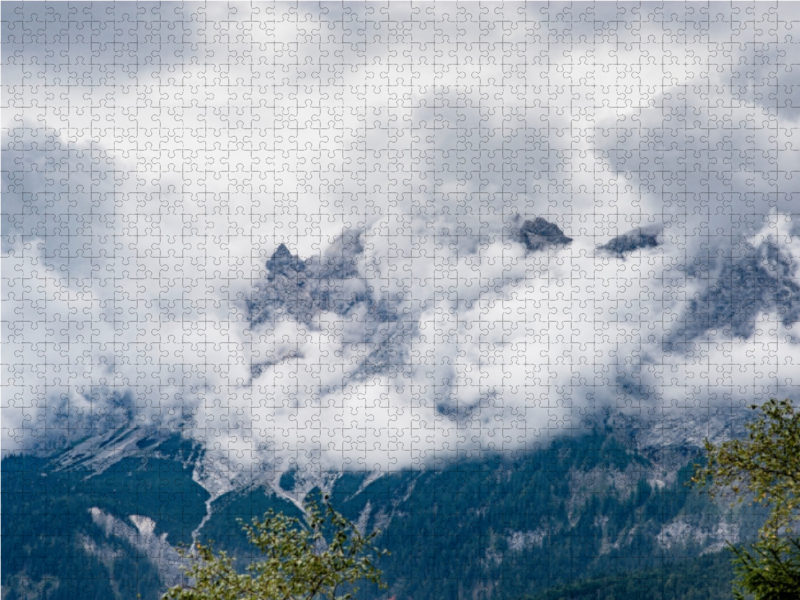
[3,3,800,471]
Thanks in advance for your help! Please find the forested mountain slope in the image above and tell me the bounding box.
[2,415,761,600]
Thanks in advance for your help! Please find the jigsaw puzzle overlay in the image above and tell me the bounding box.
[4,1,800,470]
[2,5,800,596]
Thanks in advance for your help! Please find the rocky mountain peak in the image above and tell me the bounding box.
[519,217,573,252]
[599,226,661,257]
[266,244,306,278]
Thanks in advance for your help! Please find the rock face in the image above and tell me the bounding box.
[89,508,185,588]
[247,233,410,380]
[518,217,573,252]
[249,235,369,327]
[251,244,318,324]
[599,226,661,257]
[671,241,800,348]
[265,243,307,278]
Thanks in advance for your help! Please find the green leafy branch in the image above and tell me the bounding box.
[164,496,388,600]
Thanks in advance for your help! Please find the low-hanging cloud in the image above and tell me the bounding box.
[3,3,800,473]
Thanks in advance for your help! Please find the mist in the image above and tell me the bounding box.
[3,2,800,472]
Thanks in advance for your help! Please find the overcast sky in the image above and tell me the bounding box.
[3,2,800,473]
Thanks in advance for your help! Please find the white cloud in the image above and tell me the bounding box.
[3,3,800,470]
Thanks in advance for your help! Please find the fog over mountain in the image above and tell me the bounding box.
[3,3,800,473]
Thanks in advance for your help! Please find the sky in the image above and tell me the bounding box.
[3,2,800,473]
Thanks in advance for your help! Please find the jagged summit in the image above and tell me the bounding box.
[518,217,573,252]
[248,234,409,380]
[599,226,661,257]
[253,238,366,326]
[266,243,306,278]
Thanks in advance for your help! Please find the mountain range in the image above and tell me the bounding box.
[2,406,763,600]
[4,220,797,600]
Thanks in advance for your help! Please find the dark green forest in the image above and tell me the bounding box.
[2,454,163,600]
[2,428,757,600]
[527,552,736,600]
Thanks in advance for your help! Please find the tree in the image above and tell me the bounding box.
[692,398,800,599]
[163,497,388,600]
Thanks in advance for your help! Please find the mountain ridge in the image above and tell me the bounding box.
[2,407,763,600]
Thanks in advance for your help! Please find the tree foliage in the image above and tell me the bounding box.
[728,538,800,600]
[692,398,800,599]
[163,498,387,600]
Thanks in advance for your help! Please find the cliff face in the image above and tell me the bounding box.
[676,240,800,345]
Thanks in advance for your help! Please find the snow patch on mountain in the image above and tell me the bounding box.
[355,501,373,535]
[79,534,123,564]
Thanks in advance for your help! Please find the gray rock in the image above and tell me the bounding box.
[670,241,800,349]
[317,229,364,280]
[266,243,307,278]
[518,217,573,252]
[250,239,366,326]
[248,233,411,379]
[599,226,660,257]
[250,244,317,325]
